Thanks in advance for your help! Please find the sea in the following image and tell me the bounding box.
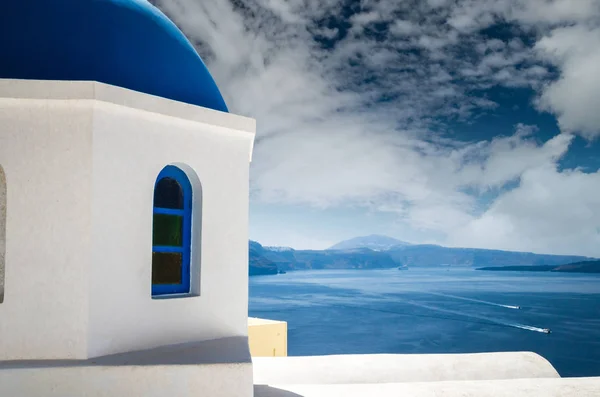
[248,267,600,378]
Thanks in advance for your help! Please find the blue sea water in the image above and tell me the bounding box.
[249,267,600,377]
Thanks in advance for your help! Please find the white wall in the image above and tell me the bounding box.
[0,98,93,359]
[0,164,6,303]
[0,79,256,360]
[0,363,253,397]
[87,100,253,357]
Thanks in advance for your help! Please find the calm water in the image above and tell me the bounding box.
[249,267,600,377]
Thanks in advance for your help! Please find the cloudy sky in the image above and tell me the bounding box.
[153,0,600,257]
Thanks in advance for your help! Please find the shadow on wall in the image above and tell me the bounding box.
[254,385,304,397]
[0,336,252,369]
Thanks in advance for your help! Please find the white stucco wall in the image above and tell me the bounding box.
[0,79,256,360]
[0,165,6,303]
[0,98,93,359]
[0,336,254,397]
[87,95,253,357]
[0,363,253,397]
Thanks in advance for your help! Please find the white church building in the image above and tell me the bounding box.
[1,0,599,396]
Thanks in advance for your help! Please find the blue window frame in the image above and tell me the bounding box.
[152,165,192,296]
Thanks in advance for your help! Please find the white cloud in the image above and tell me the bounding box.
[152,0,600,256]
[447,2,498,33]
[350,10,383,29]
[450,164,600,257]
[456,127,573,188]
[535,25,600,140]
[509,0,600,25]
[390,20,420,36]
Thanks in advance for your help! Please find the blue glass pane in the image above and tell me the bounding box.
[154,177,183,209]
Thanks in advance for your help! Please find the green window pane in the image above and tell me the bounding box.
[153,214,183,246]
[152,252,182,285]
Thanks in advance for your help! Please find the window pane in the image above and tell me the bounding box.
[152,252,182,285]
[154,177,183,209]
[153,214,183,246]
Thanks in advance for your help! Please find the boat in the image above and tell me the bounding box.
[542,328,551,334]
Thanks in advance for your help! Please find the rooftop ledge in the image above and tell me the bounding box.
[255,377,600,397]
[253,351,561,384]
[0,78,256,136]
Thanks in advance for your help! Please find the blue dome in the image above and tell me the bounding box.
[0,0,228,112]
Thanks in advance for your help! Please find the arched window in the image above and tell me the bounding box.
[152,165,192,296]
[0,165,5,304]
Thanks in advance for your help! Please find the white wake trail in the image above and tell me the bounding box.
[427,292,520,310]
[402,299,548,333]
[508,324,550,333]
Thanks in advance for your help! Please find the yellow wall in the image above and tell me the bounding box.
[248,317,287,357]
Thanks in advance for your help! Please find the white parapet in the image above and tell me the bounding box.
[0,337,253,397]
[253,352,600,396]
[253,351,561,385]
[255,377,600,397]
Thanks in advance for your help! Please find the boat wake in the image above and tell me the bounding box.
[426,292,521,310]
[264,292,550,334]
[509,324,551,334]
[402,299,549,334]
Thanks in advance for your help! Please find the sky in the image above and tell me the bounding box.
[153,0,600,257]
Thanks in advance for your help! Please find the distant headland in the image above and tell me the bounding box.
[477,260,600,274]
[248,235,598,276]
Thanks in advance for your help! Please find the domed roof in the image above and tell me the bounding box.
[0,0,228,112]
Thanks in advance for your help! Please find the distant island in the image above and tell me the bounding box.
[249,240,279,276]
[477,260,600,274]
[248,235,598,276]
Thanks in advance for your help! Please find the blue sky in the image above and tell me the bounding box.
[155,0,600,256]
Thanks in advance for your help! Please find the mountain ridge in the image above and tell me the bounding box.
[248,235,596,275]
[327,234,411,251]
